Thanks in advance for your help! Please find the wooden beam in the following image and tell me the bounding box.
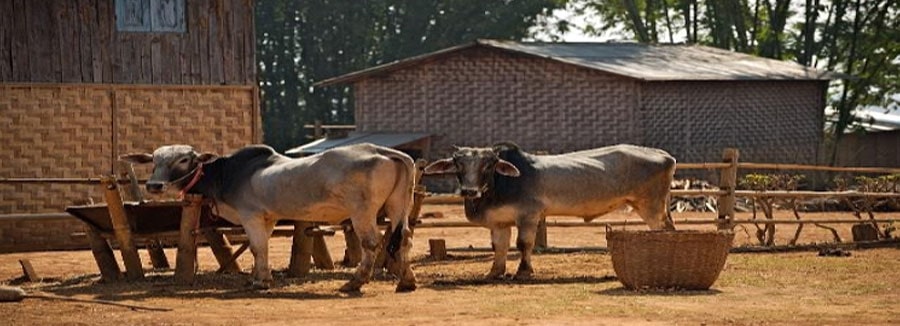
[202,229,241,273]
[175,194,203,284]
[100,176,144,281]
[145,239,170,270]
[85,226,121,282]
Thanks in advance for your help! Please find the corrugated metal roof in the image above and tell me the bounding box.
[316,39,842,86]
[285,132,431,156]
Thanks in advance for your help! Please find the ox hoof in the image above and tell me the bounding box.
[485,271,507,280]
[249,280,272,290]
[395,282,417,293]
[339,281,363,294]
[513,270,533,281]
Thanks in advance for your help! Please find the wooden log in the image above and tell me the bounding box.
[18,259,39,282]
[175,194,203,284]
[717,148,739,230]
[201,229,241,273]
[311,235,335,270]
[145,239,170,269]
[85,226,121,282]
[428,239,447,260]
[288,221,314,278]
[100,176,143,281]
[341,223,362,267]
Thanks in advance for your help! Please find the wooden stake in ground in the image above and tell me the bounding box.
[18,259,39,282]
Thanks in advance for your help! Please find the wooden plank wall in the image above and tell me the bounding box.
[0,0,256,85]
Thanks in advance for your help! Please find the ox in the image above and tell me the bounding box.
[424,143,676,279]
[121,143,417,293]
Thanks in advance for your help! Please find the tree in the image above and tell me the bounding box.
[256,1,565,151]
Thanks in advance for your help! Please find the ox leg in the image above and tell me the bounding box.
[393,227,417,292]
[243,218,277,289]
[514,218,538,280]
[339,218,380,293]
[487,227,511,279]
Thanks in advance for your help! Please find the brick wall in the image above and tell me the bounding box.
[0,84,259,213]
[356,48,640,156]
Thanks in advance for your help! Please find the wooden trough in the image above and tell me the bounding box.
[64,177,339,284]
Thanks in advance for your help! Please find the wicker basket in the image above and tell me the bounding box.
[607,230,734,290]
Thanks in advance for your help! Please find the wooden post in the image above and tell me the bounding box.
[201,229,241,273]
[85,227,122,282]
[311,235,335,270]
[428,239,447,260]
[175,194,203,284]
[288,221,314,277]
[341,222,362,267]
[115,161,143,202]
[146,239,170,269]
[101,176,144,281]
[717,148,739,230]
[313,120,323,139]
[535,217,548,248]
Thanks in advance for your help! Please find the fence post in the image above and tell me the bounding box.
[717,148,739,230]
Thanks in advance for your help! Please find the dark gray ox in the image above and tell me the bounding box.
[424,143,676,279]
[121,143,417,293]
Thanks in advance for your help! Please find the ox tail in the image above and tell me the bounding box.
[386,218,405,258]
[381,148,416,260]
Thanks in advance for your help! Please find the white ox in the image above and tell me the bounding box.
[424,143,676,279]
[122,143,417,293]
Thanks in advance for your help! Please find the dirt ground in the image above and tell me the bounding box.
[1,205,899,325]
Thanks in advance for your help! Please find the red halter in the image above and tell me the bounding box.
[179,163,204,200]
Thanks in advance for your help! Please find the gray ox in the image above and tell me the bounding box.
[121,143,417,293]
[424,143,675,279]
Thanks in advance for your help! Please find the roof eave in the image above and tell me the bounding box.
[314,41,482,87]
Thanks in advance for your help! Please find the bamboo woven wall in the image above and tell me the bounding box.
[640,81,825,165]
[356,48,640,155]
[0,84,259,214]
[353,47,824,167]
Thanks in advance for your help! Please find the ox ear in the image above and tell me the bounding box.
[495,159,520,177]
[196,152,219,164]
[119,153,154,164]
[423,158,458,175]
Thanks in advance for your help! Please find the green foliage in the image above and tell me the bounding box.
[739,173,805,191]
[256,0,565,151]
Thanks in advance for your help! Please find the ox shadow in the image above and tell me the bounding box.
[24,269,370,302]
[427,275,618,290]
[596,287,723,296]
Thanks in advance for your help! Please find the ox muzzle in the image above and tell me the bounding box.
[145,181,167,194]
[459,186,486,199]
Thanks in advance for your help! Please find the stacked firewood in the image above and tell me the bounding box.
[669,179,719,212]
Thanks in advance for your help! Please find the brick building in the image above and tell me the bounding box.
[317,39,837,167]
